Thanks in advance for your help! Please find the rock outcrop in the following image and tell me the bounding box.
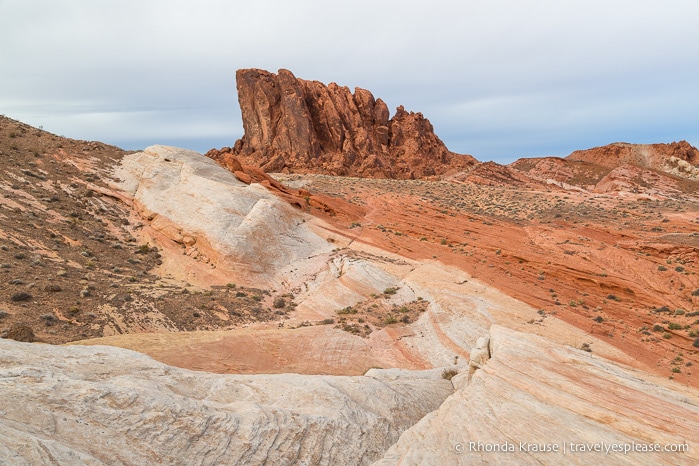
[208,68,476,179]
[375,325,699,465]
[567,141,699,181]
[0,338,453,465]
[113,145,334,287]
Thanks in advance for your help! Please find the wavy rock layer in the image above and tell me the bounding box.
[113,145,333,287]
[0,339,453,465]
[375,325,699,465]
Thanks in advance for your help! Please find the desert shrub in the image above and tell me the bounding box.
[652,324,664,332]
[319,318,335,325]
[581,342,592,352]
[273,297,286,309]
[0,310,8,319]
[672,367,681,373]
[657,265,667,271]
[694,338,699,348]
[674,309,685,316]
[692,289,699,296]
[235,291,246,297]
[44,284,62,292]
[593,316,604,323]
[11,291,32,302]
[383,287,398,295]
[336,306,357,315]
[441,368,458,380]
[668,322,683,330]
[384,315,398,325]
[40,314,57,326]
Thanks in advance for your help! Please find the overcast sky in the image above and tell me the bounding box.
[2,1,698,163]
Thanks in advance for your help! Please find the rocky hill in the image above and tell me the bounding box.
[510,141,699,198]
[2,103,699,465]
[207,68,477,179]
[567,140,699,173]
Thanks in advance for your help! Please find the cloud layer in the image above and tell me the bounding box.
[2,0,698,162]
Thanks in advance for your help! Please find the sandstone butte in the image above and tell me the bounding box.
[205,68,477,179]
[1,66,699,466]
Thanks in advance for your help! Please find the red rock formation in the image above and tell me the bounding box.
[215,68,476,179]
[205,146,360,219]
[567,141,699,171]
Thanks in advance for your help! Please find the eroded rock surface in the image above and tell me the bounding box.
[0,339,453,465]
[209,68,476,179]
[567,141,699,174]
[113,145,333,287]
[375,325,699,465]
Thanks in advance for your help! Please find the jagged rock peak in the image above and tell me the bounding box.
[212,68,476,179]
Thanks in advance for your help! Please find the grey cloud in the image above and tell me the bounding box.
[1,0,698,161]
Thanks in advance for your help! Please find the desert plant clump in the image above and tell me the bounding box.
[39,314,58,326]
[441,368,459,380]
[383,315,398,325]
[383,287,398,296]
[580,342,592,352]
[273,297,286,309]
[11,291,32,302]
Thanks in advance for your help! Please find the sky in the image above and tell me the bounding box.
[1,0,698,164]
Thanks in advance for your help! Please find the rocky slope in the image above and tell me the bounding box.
[207,68,476,179]
[510,141,699,197]
[567,140,699,175]
[2,106,699,465]
[375,325,699,465]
